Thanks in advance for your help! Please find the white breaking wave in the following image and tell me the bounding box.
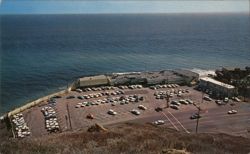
[190,68,216,78]
[112,72,142,75]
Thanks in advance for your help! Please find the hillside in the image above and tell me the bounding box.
[0,122,250,154]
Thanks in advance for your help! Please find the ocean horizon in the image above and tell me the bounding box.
[1,13,250,114]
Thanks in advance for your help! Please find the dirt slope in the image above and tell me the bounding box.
[0,122,250,154]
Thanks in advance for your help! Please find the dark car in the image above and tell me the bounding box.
[135,98,139,102]
[190,113,201,119]
[160,95,165,99]
[86,114,94,119]
[170,105,179,110]
[48,98,56,104]
[52,95,62,99]
[155,107,163,112]
[66,95,75,99]
[139,96,144,101]
[77,96,84,100]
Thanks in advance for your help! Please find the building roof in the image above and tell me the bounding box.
[200,77,235,89]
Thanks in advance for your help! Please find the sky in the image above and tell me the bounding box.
[0,0,249,15]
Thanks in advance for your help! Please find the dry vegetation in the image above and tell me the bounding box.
[1,122,250,154]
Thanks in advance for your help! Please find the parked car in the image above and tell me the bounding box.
[139,96,144,101]
[86,114,94,119]
[85,102,91,106]
[179,99,188,105]
[131,109,140,115]
[48,99,56,104]
[171,100,181,106]
[186,99,193,104]
[169,93,174,97]
[156,95,161,99]
[234,97,241,102]
[190,113,201,119]
[52,95,62,99]
[75,88,83,93]
[77,96,84,100]
[215,100,223,105]
[224,97,229,103]
[153,120,165,125]
[155,107,163,112]
[170,105,179,110]
[75,104,81,108]
[230,103,236,106]
[138,105,147,110]
[108,109,117,115]
[228,110,237,114]
[203,96,212,101]
[66,95,75,99]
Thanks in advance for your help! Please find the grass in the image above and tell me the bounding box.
[0,122,250,154]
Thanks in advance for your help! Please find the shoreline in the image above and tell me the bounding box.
[1,68,212,119]
[1,66,249,139]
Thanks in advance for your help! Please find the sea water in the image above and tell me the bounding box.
[0,13,250,113]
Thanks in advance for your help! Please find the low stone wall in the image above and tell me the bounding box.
[7,87,71,118]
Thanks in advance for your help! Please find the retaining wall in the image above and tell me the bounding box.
[7,84,74,118]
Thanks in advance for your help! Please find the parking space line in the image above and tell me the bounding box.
[161,112,179,131]
[167,111,190,134]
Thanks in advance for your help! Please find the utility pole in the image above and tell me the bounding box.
[66,103,72,130]
[165,94,170,108]
[194,92,204,133]
[195,106,201,133]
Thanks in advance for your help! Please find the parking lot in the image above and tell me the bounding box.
[20,84,250,138]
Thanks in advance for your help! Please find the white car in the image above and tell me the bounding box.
[75,104,81,108]
[228,110,237,114]
[233,97,241,102]
[224,97,229,102]
[131,109,140,115]
[179,99,188,105]
[215,100,223,105]
[171,100,181,106]
[138,105,147,110]
[153,120,165,125]
[156,95,161,99]
[108,109,117,115]
[204,96,212,101]
[169,93,174,97]
[120,101,125,105]
[186,99,193,104]
[75,88,83,93]
[177,93,182,97]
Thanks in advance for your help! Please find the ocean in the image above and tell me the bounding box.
[0,13,250,114]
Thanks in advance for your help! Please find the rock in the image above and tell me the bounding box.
[87,123,108,132]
